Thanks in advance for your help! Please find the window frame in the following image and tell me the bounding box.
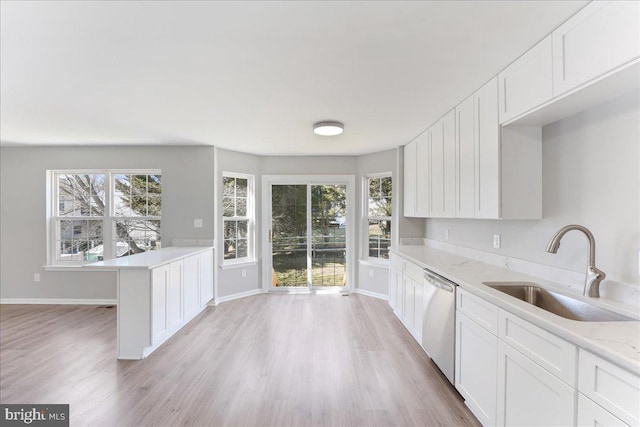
[222,171,255,266]
[46,169,162,266]
[363,172,392,263]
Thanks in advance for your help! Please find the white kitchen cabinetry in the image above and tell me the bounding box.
[198,250,214,306]
[579,349,640,426]
[552,1,640,97]
[496,340,576,426]
[389,253,403,315]
[498,35,553,124]
[90,247,214,360]
[455,288,639,427]
[457,78,541,220]
[415,131,430,217]
[456,311,498,426]
[474,78,500,219]
[455,95,476,218]
[455,289,498,426]
[429,109,456,218]
[403,140,417,217]
[389,254,424,344]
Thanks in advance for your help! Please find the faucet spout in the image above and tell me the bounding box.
[545,224,605,298]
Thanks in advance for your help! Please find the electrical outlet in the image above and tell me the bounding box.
[241,269,247,278]
[493,234,501,249]
[34,273,40,282]
[369,268,375,278]
[194,219,203,228]
[444,229,449,240]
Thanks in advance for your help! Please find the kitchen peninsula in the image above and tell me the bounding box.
[87,246,214,359]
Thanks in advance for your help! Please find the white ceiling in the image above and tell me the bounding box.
[0,1,588,155]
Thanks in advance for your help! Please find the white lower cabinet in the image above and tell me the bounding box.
[578,394,628,427]
[455,310,498,426]
[496,340,576,426]
[151,265,169,343]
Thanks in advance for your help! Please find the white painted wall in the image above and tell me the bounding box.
[426,91,640,286]
[0,146,215,300]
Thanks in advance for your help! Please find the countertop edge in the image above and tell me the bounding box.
[85,246,214,270]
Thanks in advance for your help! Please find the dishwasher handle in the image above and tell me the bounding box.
[424,269,456,293]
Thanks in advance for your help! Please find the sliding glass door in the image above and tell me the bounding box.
[264,176,353,292]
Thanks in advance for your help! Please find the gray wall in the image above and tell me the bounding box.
[426,91,640,286]
[0,146,215,300]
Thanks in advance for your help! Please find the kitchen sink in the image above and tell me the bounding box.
[482,282,637,322]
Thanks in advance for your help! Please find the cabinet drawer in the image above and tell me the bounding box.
[389,253,404,270]
[404,260,423,282]
[456,288,498,334]
[578,393,628,427]
[579,349,640,426]
[498,309,577,386]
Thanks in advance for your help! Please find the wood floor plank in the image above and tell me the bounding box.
[0,294,480,426]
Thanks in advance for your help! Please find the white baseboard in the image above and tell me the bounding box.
[213,288,263,305]
[353,288,388,300]
[0,298,117,305]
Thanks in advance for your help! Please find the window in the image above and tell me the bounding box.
[366,174,392,260]
[49,170,161,264]
[223,173,254,262]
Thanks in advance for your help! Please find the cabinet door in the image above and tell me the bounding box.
[168,261,183,329]
[455,311,498,426]
[151,265,169,342]
[553,1,640,96]
[403,275,415,329]
[577,394,628,427]
[183,255,200,318]
[199,250,214,305]
[497,341,576,426]
[389,266,400,311]
[455,95,475,218]
[474,77,500,219]
[415,132,430,217]
[412,279,424,341]
[498,35,553,123]
[429,121,444,217]
[403,140,417,217]
[442,109,456,217]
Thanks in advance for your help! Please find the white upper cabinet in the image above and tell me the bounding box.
[498,35,553,124]
[415,131,430,217]
[403,140,417,217]
[552,1,640,96]
[474,77,500,219]
[429,110,456,218]
[455,95,476,218]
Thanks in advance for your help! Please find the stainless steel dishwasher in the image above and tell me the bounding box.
[422,268,457,384]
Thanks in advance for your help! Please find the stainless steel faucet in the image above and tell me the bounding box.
[546,225,605,298]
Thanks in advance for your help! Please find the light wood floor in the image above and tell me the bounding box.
[0,294,479,427]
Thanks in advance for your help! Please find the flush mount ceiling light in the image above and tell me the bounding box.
[313,121,344,136]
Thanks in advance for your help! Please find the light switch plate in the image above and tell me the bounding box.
[493,234,501,249]
[445,229,449,240]
[194,219,203,228]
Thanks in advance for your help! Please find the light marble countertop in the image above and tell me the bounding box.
[393,244,640,376]
[86,246,213,270]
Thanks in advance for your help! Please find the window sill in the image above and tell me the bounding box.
[359,259,390,269]
[43,264,106,272]
[220,260,258,270]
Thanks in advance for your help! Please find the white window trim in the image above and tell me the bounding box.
[363,172,392,264]
[46,169,161,267]
[222,171,255,265]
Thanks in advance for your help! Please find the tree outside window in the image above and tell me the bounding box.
[223,173,253,262]
[52,171,161,263]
